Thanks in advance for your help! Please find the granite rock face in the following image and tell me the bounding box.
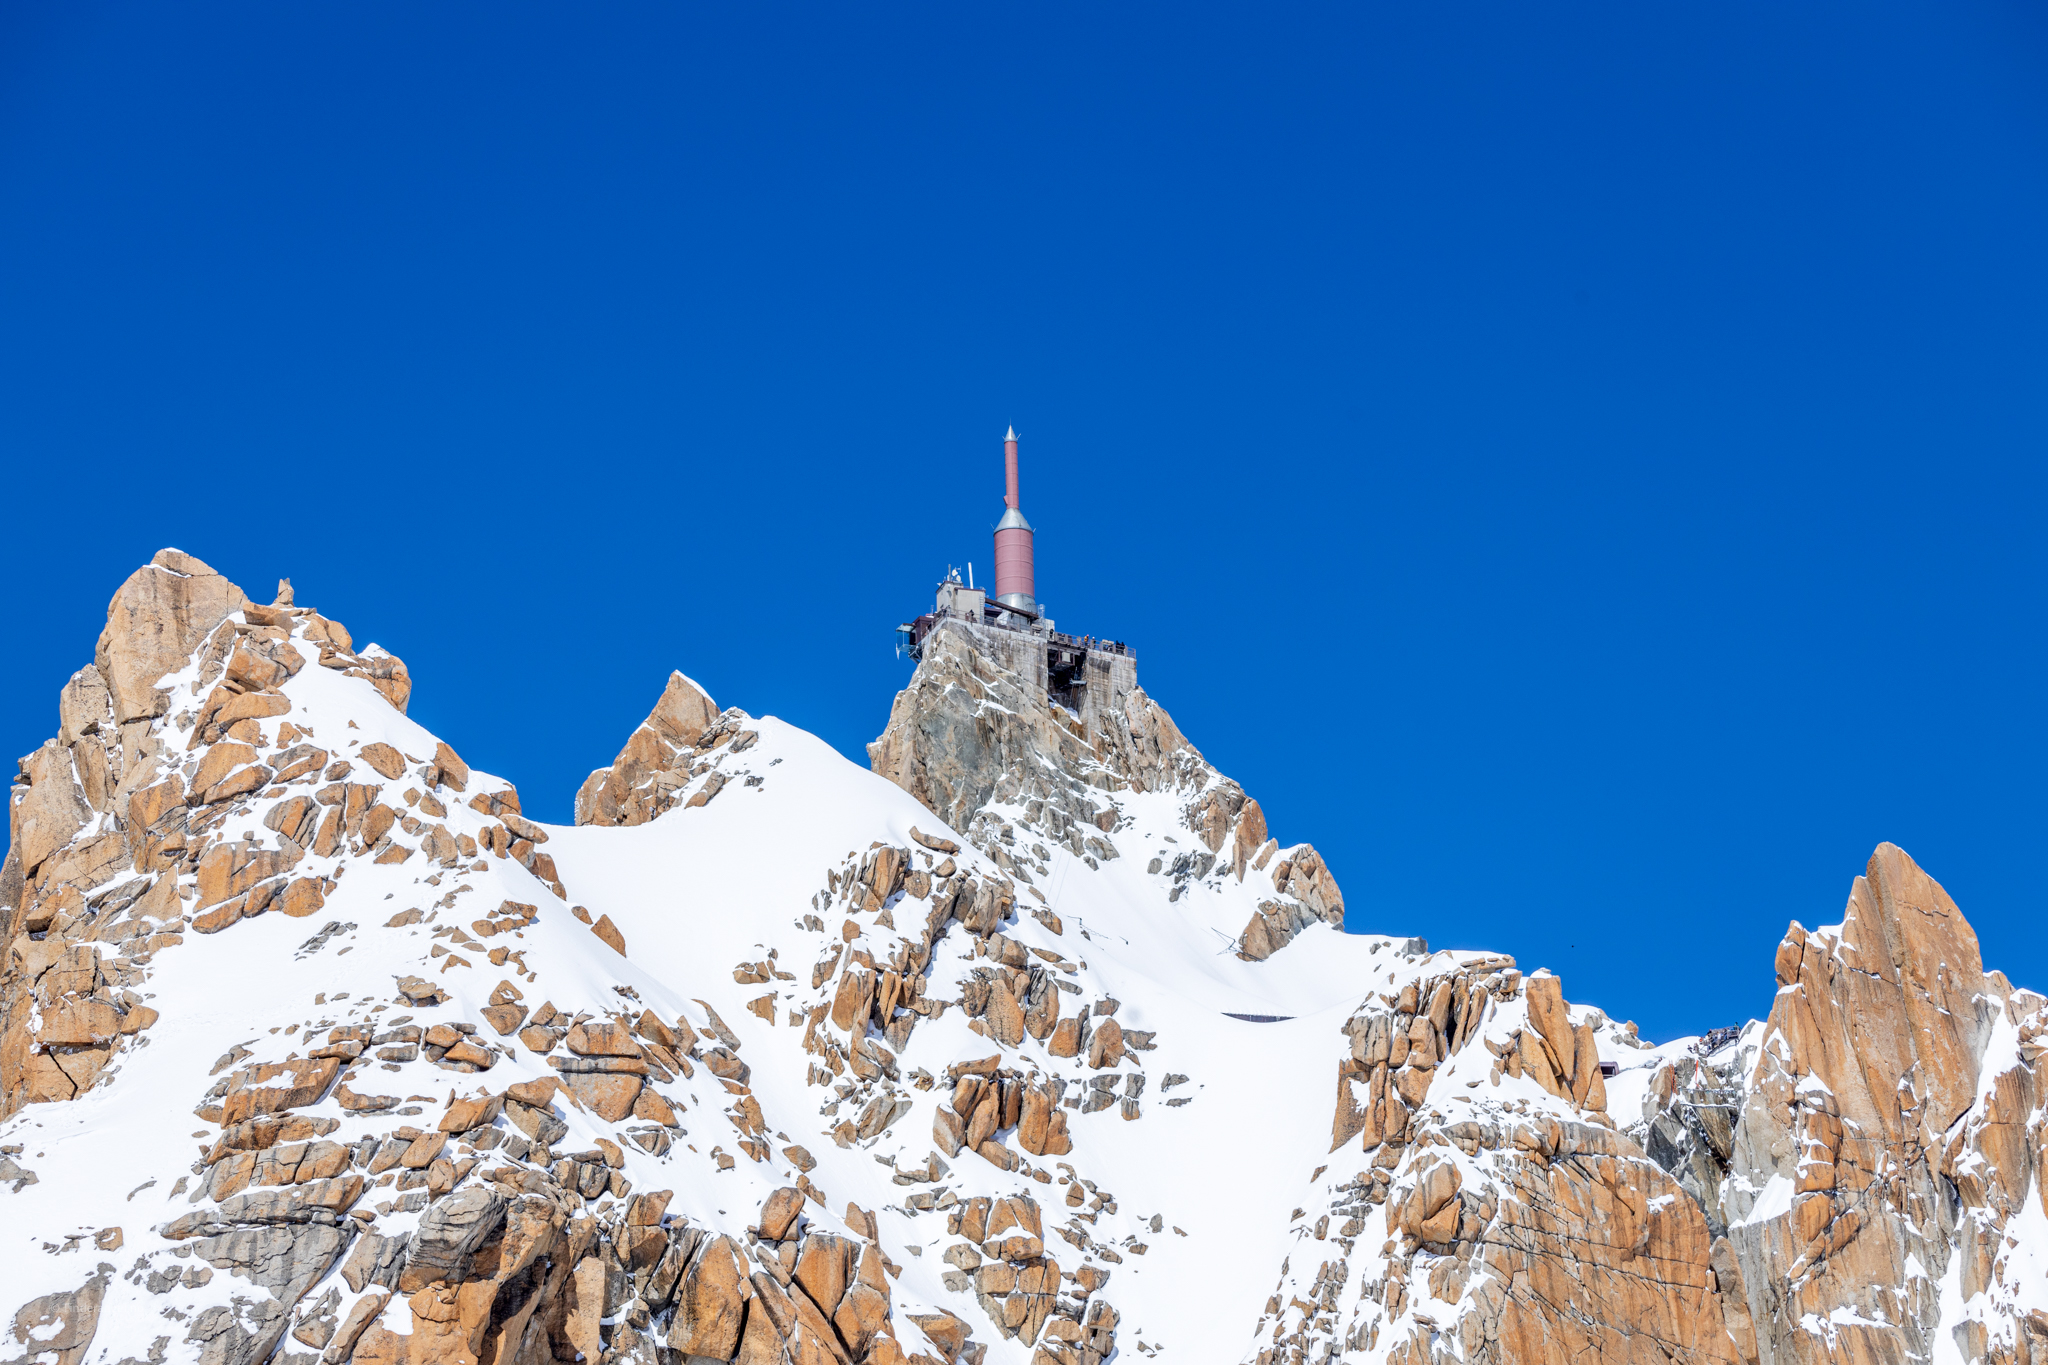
[868,622,1182,859]
[1705,844,2042,1365]
[96,550,251,726]
[1253,845,2047,1365]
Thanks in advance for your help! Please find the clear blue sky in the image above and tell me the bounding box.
[4,4,2043,1042]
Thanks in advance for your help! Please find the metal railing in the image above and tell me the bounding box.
[900,606,1135,662]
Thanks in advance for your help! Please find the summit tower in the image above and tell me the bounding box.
[895,426,1136,727]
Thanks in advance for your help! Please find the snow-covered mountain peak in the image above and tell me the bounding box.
[4,552,2045,1365]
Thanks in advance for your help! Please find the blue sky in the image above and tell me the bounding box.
[3,3,2043,1042]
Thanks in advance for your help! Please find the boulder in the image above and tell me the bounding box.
[190,741,262,803]
[565,1019,642,1057]
[339,1236,407,1301]
[1085,1017,1124,1069]
[6,1263,110,1365]
[185,1295,290,1365]
[321,1290,391,1363]
[397,1186,506,1292]
[562,1071,643,1124]
[668,1235,750,1360]
[35,832,128,895]
[985,976,1026,1048]
[758,1186,805,1240]
[428,741,469,791]
[190,1223,351,1304]
[1524,973,1573,1069]
[794,1234,857,1317]
[195,840,303,911]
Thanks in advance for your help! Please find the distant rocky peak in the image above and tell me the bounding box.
[573,670,757,828]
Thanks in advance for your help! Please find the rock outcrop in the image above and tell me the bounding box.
[1701,844,2042,1365]
[869,619,1342,957]
[96,550,251,725]
[574,672,747,828]
[1258,840,2045,1365]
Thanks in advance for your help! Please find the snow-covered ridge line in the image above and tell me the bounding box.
[4,548,2044,1365]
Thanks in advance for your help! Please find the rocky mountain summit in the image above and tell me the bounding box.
[866,623,1344,963]
[3,551,2042,1365]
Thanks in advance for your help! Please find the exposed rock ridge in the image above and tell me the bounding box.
[1256,941,1741,1365]
[1265,842,2048,1365]
[4,553,403,1118]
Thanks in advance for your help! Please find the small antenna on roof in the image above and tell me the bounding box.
[968,562,974,589]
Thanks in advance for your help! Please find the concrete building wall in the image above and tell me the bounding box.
[936,583,986,619]
[927,609,1138,735]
